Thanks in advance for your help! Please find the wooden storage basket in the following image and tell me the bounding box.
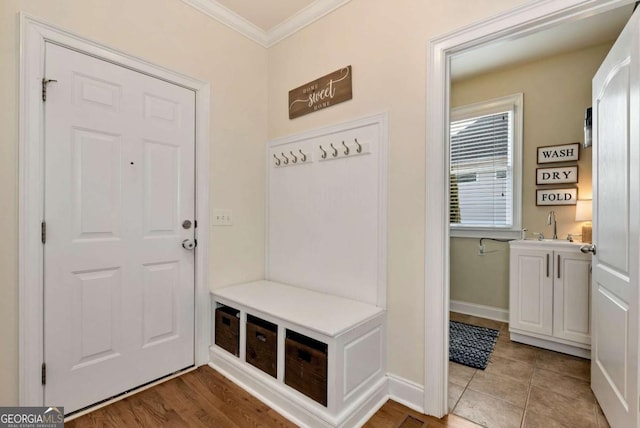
[284,330,328,406]
[246,315,278,378]
[215,305,240,356]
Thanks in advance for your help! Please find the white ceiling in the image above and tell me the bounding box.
[451,4,635,81]
[214,0,315,31]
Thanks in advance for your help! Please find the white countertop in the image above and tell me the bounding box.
[212,280,385,337]
[509,239,589,250]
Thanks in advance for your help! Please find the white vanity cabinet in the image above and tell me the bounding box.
[509,240,592,358]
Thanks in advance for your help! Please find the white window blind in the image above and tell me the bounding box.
[450,94,522,237]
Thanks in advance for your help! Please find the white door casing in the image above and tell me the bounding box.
[591,8,639,427]
[43,43,196,413]
[19,15,211,407]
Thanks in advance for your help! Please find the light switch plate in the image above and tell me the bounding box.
[212,209,233,226]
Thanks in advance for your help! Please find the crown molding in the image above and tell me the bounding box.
[181,0,269,46]
[181,0,351,48]
[267,0,351,46]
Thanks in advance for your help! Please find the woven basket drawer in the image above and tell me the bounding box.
[246,315,278,378]
[215,305,240,356]
[284,331,328,406]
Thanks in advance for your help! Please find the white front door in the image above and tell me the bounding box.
[591,9,640,428]
[43,43,196,414]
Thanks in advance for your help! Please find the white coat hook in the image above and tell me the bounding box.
[330,143,338,157]
[320,145,327,159]
[355,138,362,153]
[281,152,289,165]
[290,150,298,163]
[299,149,307,162]
[342,141,350,155]
[273,153,281,166]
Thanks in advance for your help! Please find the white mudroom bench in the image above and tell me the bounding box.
[210,280,387,428]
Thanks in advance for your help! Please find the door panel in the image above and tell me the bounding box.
[73,73,122,111]
[142,261,180,347]
[591,9,639,427]
[71,268,122,367]
[144,141,180,235]
[595,285,629,403]
[597,62,630,276]
[73,129,122,239]
[44,43,195,413]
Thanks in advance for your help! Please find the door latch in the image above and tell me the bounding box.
[182,239,196,250]
[580,244,596,255]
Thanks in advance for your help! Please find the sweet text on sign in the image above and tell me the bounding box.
[288,66,352,119]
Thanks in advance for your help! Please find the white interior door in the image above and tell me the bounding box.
[43,43,196,413]
[591,9,640,428]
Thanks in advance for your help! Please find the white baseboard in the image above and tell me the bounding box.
[210,347,388,427]
[450,300,509,323]
[386,374,424,414]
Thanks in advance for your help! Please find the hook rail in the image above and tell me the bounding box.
[273,148,312,167]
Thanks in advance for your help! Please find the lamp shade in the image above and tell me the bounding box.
[575,199,592,222]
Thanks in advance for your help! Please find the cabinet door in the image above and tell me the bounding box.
[509,248,553,336]
[553,250,591,344]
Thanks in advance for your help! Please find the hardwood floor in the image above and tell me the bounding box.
[66,366,295,428]
[66,365,480,428]
[363,400,481,428]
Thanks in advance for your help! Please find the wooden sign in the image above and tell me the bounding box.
[536,166,578,185]
[288,66,352,119]
[537,143,580,164]
[536,188,578,206]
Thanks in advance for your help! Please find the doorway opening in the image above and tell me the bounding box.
[425,0,636,421]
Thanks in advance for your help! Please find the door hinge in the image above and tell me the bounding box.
[41,363,46,385]
[41,221,46,244]
[42,78,57,102]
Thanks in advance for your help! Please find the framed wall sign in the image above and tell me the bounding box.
[288,66,353,119]
[536,166,578,185]
[537,142,580,164]
[536,188,578,206]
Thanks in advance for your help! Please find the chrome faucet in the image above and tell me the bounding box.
[547,210,557,240]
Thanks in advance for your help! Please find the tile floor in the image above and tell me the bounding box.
[449,312,610,428]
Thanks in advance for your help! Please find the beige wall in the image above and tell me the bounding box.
[450,43,612,309]
[267,0,528,385]
[0,0,268,404]
[6,0,581,404]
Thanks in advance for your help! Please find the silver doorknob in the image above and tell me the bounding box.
[182,239,196,250]
[580,244,596,255]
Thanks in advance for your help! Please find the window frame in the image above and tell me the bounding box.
[449,93,523,239]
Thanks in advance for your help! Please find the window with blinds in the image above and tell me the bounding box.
[450,94,523,238]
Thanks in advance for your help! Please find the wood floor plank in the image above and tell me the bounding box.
[66,366,480,428]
